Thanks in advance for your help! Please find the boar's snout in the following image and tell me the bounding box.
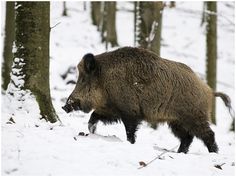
[62,96,81,113]
[62,104,72,113]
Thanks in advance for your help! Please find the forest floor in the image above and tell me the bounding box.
[1,1,235,176]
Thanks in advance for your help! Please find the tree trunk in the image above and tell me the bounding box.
[150,2,164,56]
[91,2,101,30]
[170,1,176,8]
[134,2,137,46]
[12,2,59,123]
[62,1,68,16]
[137,2,163,55]
[231,119,235,131]
[83,2,87,11]
[137,2,153,48]
[101,2,118,49]
[2,1,15,91]
[101,2,107,46]
[206,2,217,124]
[106,2,118,47]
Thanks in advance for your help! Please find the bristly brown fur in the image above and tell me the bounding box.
[66,47,233,153]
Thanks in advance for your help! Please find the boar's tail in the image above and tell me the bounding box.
[214,92,235,120]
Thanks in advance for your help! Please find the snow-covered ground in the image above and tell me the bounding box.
[1,1,235,176]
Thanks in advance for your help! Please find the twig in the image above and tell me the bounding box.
[175,7,234,26]
[214,163,226,170]
[17,145,21,160]
[138,145,178,169]
[153,145,177,153]
[50,22,61,30]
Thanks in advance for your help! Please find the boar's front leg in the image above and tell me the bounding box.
[88,112,120,133]
[88,112,100,133]
[121,117,141,144]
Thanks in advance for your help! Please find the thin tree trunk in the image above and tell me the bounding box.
[206,2,217,124]
[170,1,176,8]
[231,119,235,131]
[83,1,87,11]
[106,2,118,47]
[134,2,137,46]
[62,1,68,16]
[150,2,164,56]
[101,2,118,49]
[12,2,59,123]
[137,2,163,55]
[137,2,153,48]
[2,1,15,91]
[91,2,101,30]
[101,2,107,45]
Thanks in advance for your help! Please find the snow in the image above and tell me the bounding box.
[1,1,235,176]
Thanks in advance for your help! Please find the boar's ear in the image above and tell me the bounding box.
[83,53,96,73]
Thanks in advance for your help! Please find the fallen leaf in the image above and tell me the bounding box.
[78,132,85,136]
[139,161,147,167]
[214,163,225,170]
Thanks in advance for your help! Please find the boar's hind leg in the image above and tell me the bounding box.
[168,121,194,153]
[122,117,141,144]
[190,121,218,153]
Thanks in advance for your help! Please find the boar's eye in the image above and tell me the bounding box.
[83,53,96,73]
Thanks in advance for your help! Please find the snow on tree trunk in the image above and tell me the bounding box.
[149,2,163,56]
[7,2,59,123]
[106,2,118,47]
[136,2,164,55]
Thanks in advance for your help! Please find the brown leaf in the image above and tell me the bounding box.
[139,161,147,167]
[214,163,225,170]
[214,165,222,170]
[78,132,85,136]
[6,117,16,124]
[9,117,15,123]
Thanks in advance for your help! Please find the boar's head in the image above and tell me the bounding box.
[62,53,104,113]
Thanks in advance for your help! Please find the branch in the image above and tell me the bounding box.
[138,145,178,169]
[50,22,61,30]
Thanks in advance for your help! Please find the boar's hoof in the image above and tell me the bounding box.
[88,122,97,133]
[207,142,219,153]
[127,137,136,144]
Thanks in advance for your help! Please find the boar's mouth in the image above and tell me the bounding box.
[62,101,80,113]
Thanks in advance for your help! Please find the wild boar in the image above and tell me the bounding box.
[63,47,234,153]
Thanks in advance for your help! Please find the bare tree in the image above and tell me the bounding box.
[134,2,138,46]
[136,2,164,55]
[101,2,118,49]
[91,2,102,30]
[62,1,68,16]
[2,2,15,91]
[205,2,217,124]
[11,2,59,123]
[150,2,164,56]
